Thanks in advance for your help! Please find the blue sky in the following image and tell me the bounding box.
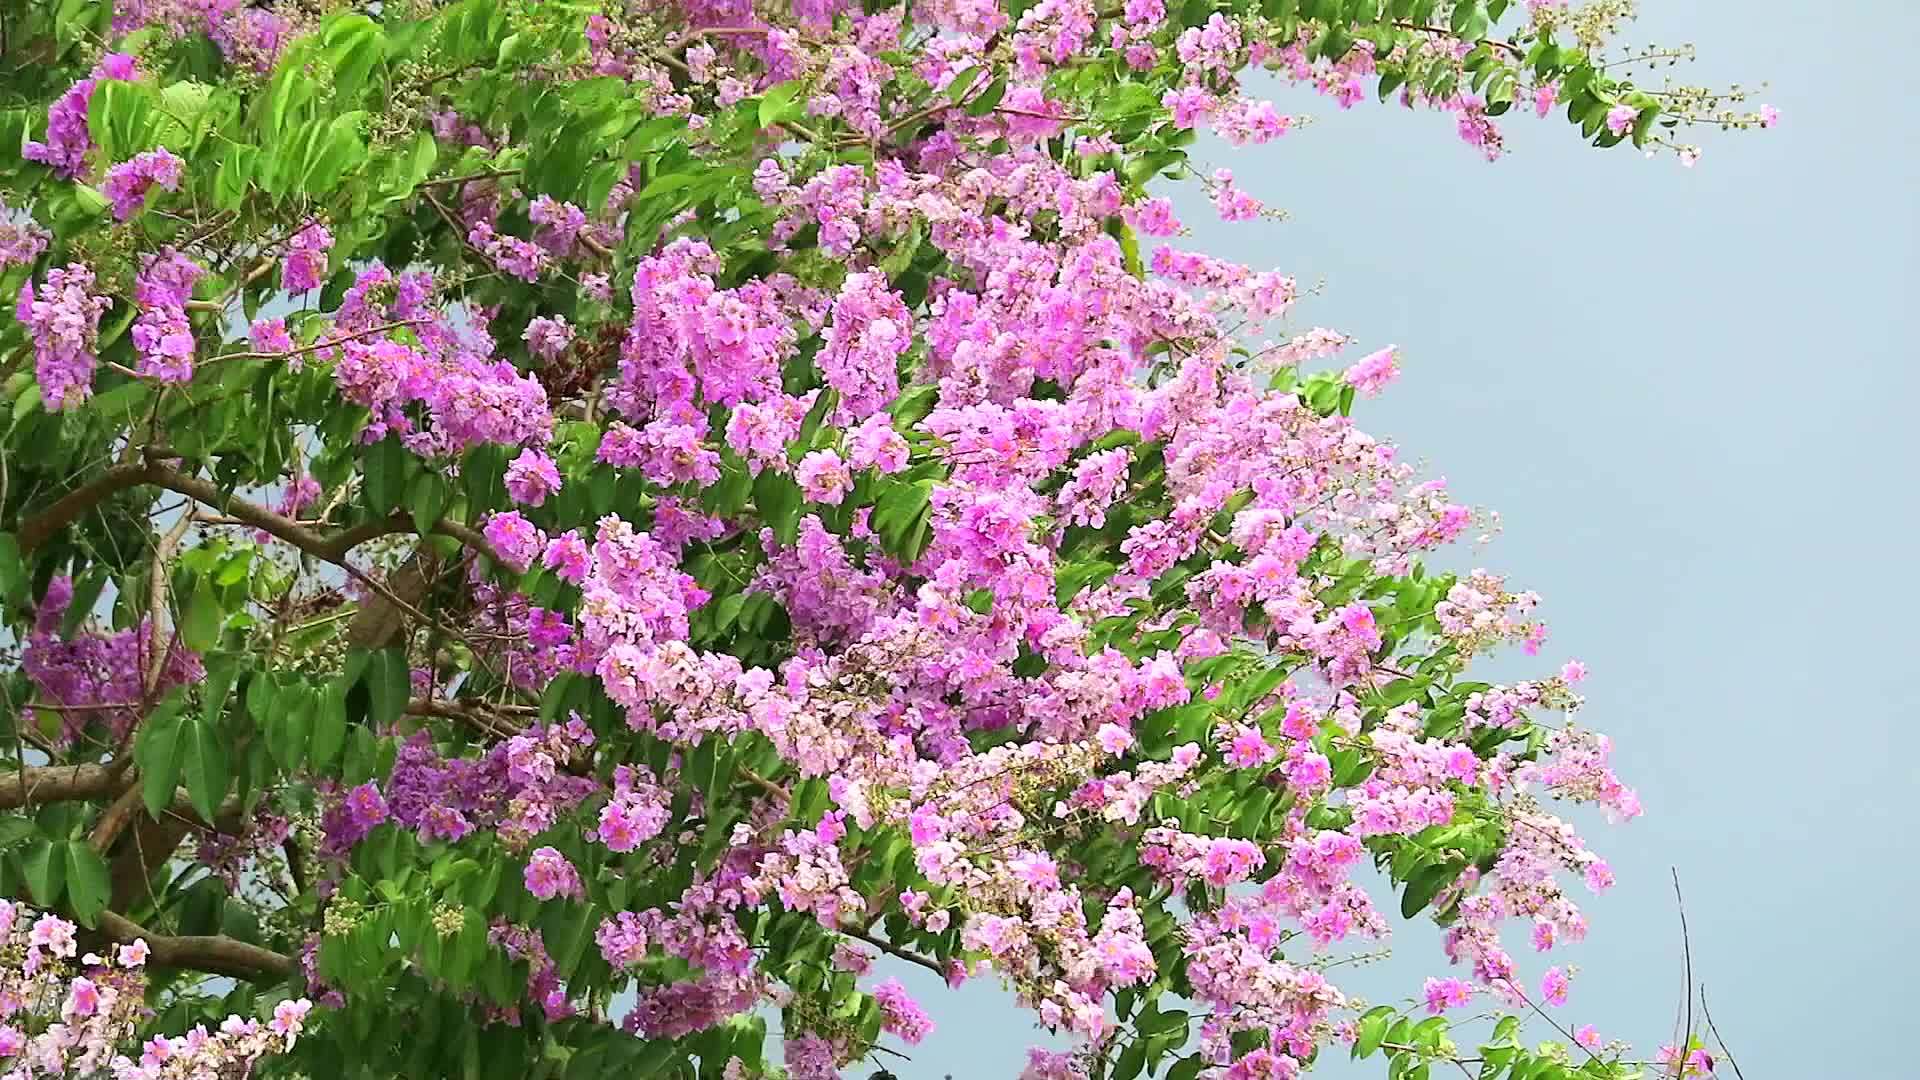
[883,2,1918,1076]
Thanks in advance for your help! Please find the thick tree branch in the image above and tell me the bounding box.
[0,762,118,809]
[0,762,244,830]
[16,463,154,553]
[95,911,294,982]
[18,457,501,566]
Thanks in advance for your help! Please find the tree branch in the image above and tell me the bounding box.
[95,910,294,982]
[19,456,501,567]
[1,762,244,831]
[16,463,155,553]
[0,762,119,809]
[839,926,945,977]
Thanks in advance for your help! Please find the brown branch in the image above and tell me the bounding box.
[417,168,520,190]
[16,463,155,553]
[95,910,293,982]
[839,926,944,977]
[155,466,498,566]
[407,697,528,740]
[345,549,438,651]
[737,766,790,803]
[0,763,119,809]
[144,511,194,696]
[1390,20,1527,59]
[88,783,146,852]
[0,760,242,828]
[213,319,429,365]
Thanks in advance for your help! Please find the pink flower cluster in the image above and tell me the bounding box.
[129,249,204,383]
[101,147,184,220]
[0,900,309,1078]
[16,263,111,411]
[23,53,136,178]
[281,221,334,292]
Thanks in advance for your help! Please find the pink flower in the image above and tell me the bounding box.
[872,978,935,1045]
[271,998,313,1046]
[1605,104,1638,136]
[64,977,100,1017]
[1095,723,1134,754]
[1574,1024,1603,1050]
[524,846,583,901]
[484,510,547,573]
[1560,659,1588,685]
[1540,965,1570,1006]
[119,938,150,967]
[281,222,334,292]
[542,530,590,582]
[505,448,563,507]
[101,147,184,220]
[1227,726,1275,768]
[795,449,853,504]
[1758,103,1780,128]
[30,913,77,958]
[1343,346,1399,396]
[523,315,575,360]
[1422,976,1472,1014]
[1583,859,1615,893]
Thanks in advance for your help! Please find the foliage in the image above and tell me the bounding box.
[0,1,1765,1078]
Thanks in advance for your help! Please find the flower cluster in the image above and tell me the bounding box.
[0,900,309,1079]
[16,264,112,411]
[130,249,204,383]
[23,53,136,178]
[101,147,184,220]
[281,221,334,292]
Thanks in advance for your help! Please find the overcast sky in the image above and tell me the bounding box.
[880,2,1918,1077]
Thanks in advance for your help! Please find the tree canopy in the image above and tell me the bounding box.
[0,1,1769,1078]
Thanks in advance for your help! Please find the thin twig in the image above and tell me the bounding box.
[1699,987,1745,1080]
[1672,868,1695,1078]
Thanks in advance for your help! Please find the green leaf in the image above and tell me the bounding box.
[361,648,412,728]
[200,656,242,725]
[0,532,22,605]
[302,110,368,195]
[1355,1005,1394,1059]
[1139,1006,1189,1037]
[180,715,230,824]
[710,591,748,634]
[61,569,107,639]
[945,65,985,102]
[310,678,349,768]
[179,581,224,652]
[0,818,35,852]
[267,682,312,770]
[1400,862,1456,920]
[136,696,186,818]
[22,838,65,907]
[364,436,410,516]
[410,470,449,538]
[758,81,803,130]
[966,76,1007,116]
[64,843,111,927]
[752,470,803,546]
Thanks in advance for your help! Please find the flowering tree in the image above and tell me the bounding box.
[0,1,1770,1078]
